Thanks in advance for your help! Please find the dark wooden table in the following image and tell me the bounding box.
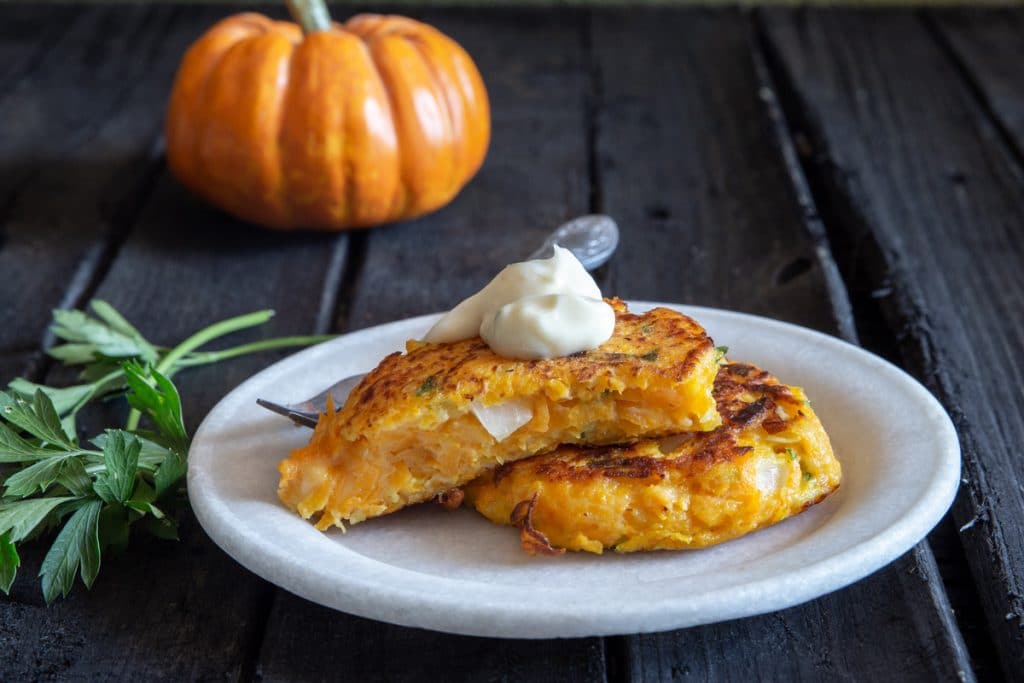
[1,3,1021,681]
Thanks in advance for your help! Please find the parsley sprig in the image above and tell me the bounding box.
[0,301,330,602]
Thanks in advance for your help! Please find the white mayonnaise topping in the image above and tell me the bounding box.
[480,293,615,359]
[423,246,614,359]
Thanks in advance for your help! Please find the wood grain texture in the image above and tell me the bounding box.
[258,592,608,683]
[589,10,972,681]
[340,9,592,331]
[255,9,609,681]
[0,8,331,677]
[0,4,215,354]
[762,8,1024,679]
[593,10,834,332]
[0,171,348,680]
[929,8,1024,154]
[0,352,34,386]
[0,3,1004,681]
[623,551,971,682]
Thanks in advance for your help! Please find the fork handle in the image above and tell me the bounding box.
[256,399,319,428]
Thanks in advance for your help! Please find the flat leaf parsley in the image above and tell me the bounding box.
[0,301,329,601]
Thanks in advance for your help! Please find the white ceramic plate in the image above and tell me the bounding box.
[188,303,960,639]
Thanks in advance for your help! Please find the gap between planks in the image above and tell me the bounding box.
[752,11,974,679]
[239,230,355,681]
[919,10,1024,170]
[754,8,1015,679]
[587,7,973,680]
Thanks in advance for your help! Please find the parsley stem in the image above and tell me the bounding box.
[155,310,277,376]
[174,335,334,368]
[125,310,275,430]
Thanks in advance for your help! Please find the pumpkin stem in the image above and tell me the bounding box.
[285,0,332,34]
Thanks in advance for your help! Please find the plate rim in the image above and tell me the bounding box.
[188,302,961,638]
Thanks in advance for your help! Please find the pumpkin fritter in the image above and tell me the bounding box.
[278,300,722,529]
[463,362,840,554]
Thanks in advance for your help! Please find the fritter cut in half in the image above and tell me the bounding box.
[279,300,722,529]
[464,362,840,554]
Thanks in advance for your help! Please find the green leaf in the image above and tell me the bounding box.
[126,479,165,518]
[714,346,729,363]
[122,363,187,450]
[8,380,93,417]
[7,376,123,439]
[98,504,130,554]
[89,301,148,344]
[3,456,77,497]
[39,499,102,602]
[55,457,93,497]
[0,422,49,463]
[0,496,77,543]
[92,432,167,473]
[126,500,164,519]
[153,451,186,498]
[130,478,156,504]
[35,389,74,443]
[0,390,75,447]
[49,305,158,364]
[0,303,335,600]
[92,431,140,504]
[0,531,19,594]
[48,343,105,365]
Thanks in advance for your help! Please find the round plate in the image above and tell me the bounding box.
[188,303,960,639]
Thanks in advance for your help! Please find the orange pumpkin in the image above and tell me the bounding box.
[165,0,490,230]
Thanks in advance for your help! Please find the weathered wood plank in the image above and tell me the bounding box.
[590,9,972,680]
[624,549,970,681]
[0,5,340,679]
[594,11,835,333]
[259,592,608,683]
[0,4,999,682]
[341,10,592,331]
[0,4,217,354]
[929,8,1024,155]
[0,5,78,97]
[762,8,1024,679]
[256,9,608,681]
[0,352,34,386]
[0,169,349,680]
[0,173,348,681]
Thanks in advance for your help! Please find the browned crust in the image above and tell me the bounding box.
[800,484,839,511]
[335,299,715,435]
[484,362,806,485]
[435,488,465,510]
[510,494,565,556]
[534,447,667,481]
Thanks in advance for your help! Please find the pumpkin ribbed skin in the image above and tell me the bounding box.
[166,13,490,230]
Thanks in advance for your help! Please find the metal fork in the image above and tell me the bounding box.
[256,214,620,428]
[256,374,365,428]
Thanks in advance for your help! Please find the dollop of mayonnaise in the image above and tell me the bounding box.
[423,246,615,359]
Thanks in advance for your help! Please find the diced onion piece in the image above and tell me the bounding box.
[764,434,800,444]
[471,398,534,441]
[754,458,783,494]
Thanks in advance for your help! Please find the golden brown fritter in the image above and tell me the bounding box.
[278,300,722,529]
[463,362,840,554]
